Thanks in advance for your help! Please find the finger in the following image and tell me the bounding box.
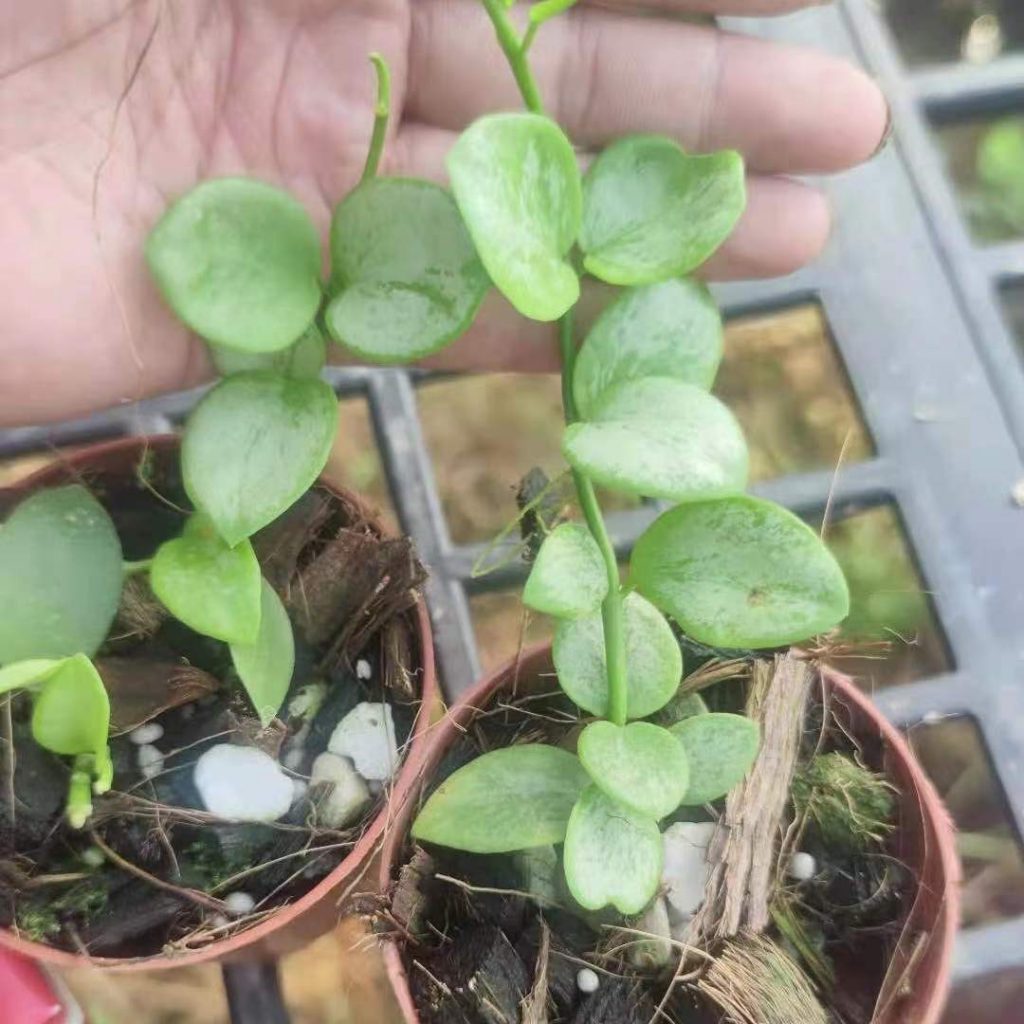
[408,0,887,174]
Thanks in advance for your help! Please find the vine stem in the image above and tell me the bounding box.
[478,0,629,727]
[361,53,392,182]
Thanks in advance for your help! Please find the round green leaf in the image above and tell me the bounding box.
[563,785,662,914]
[653,690,708,728]
[150,515,262,645]
[563,377,748,502]
[523,523,608,619]
[573,280,723,419]
[182,371,339,546]
[553,592,681,719]
[412,745,590,854]
[0,659,62,696]
[631,495,851,648]
[448,113,581,321]
[0,486,122,664]
[211,325,327,379]
[31,655,110,760]
[229,579,295,727]
[578,721,689,820]
[579,136,746,285]
[325,179,489,362]
[671,713,760,805]
[146,178,322,353]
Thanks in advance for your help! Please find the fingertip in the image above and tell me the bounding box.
[700,176,831,281]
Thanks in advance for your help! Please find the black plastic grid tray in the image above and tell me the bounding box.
[3,0,1024,1013]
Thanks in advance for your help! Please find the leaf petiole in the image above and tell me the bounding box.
[122,558,154,576]
[361,53,393,183]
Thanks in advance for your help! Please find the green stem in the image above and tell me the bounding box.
[480,0,544,113]
[560,315,629,726]
[122,558,153,576]
[66,756,94,830]
[480,0,629,727]
[361,53,392,182]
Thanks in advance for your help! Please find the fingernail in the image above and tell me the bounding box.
[871,95,895,159]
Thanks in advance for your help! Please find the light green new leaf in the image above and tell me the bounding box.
[0,486,122,664]
[580,136,745,285]
[671,713,760,805]
[229,579,295,727]
[553,592,681,719]
[150,515,262,645]
[631,495,850,648]
[0,659,62,695]
[523,523,608,619]
[448,113,581,321]
[211,325,327,379]
[146,178,322,353]
[573,280,723,419]
[326,179,490,362]
[31,655,110,764]
[183,371,338,546]
[412,745,590,853]
[563,786,662,914]
[578,721,689,820]
[563,377,748,502]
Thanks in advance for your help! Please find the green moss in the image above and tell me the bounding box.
[792,752,895,853]
[15,904,60,943]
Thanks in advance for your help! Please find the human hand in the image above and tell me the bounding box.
[0,0,887,427]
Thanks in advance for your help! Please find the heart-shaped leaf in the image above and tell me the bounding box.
[631,496,850,648]
[563,377,748,502]
[448,113,581,321]
[229,579,295,727]
[182,371,339,546]
[0,486,122,664]
[325,179,489,362]
[412,745,590,853]
[523,523,608,619]
[211,324,326,379]
[150,515,262,645]
[31,655,110,765]
[671,713,760,805]
[579,136,746,285]
[563,785,662,914]
[0,659,62,695]
[553,592,681,719]
[573,280,723,419]
[146,178,322,353]
[578,721,689,820]
[653,690,708,728]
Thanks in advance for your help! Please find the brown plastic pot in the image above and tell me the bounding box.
[0,435,439,970]
[378,644,960,1024]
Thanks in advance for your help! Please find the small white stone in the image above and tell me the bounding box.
[661,822,716,923]
[136,744,165,779]
[788,851,817,882]
[327,703,399,782]
[223,891,257,917]
[576,968,600,994]
[193,744,294,823]
[310,752,371,828]
[356,659,372,681]
[129,722,164,746]
[291,778,308,802]
[81,847,105,868]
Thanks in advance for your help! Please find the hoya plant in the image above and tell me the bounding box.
[0,0,848,889]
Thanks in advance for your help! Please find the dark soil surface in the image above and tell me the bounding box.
[0,445,426,959]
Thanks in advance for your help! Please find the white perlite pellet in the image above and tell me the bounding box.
[356,659,372,681]
[223,891,257,917]
[129,722,164,746]
[193,744,293,823]
[327,703,398,782]
[788,851,817,882]
[136,744,165,780]
[576,968,600,994]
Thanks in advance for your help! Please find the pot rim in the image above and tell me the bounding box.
[0,435,439,971]
[377,641,961,1024]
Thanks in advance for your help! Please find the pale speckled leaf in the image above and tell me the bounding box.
[671,713,760,805]
[523,523,608,619]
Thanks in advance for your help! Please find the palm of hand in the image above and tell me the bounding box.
[1,1,410,424]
